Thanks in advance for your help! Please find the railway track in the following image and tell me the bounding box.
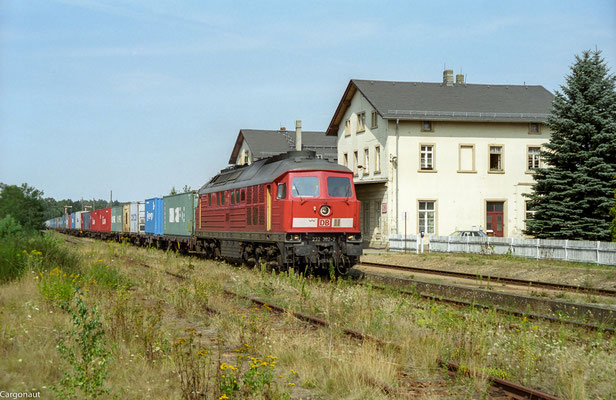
[361,278,616,333]
[359,261,616,297]
[121,255,562,399]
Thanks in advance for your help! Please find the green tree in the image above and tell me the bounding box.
[610,188,616,241]
[0,183,46,232]
[525,50,616,240]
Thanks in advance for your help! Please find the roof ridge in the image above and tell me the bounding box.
[352,78,546,88]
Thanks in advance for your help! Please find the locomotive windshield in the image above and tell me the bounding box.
[327,177,352,197]
[292,176,319,198]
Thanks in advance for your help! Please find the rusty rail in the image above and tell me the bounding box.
[359,261,616,297]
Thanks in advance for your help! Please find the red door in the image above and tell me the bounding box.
[486,201,504,237]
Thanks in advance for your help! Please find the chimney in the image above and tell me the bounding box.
[443,69,454,86]
[456,74,464,84]
[280,126,286,131]
[295,120,302,151]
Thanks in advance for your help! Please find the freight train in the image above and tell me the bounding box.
[47,150,363,275]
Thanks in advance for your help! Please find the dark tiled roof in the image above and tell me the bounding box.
[327,79,555,135]
[228,129,337,164]
[203,151,349,193]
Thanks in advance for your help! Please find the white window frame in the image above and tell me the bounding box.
[343,152,348,168]
[526,146,541,172]
[488,144,504,173]
[363,148,369,175]
[419,143,435,172]
[418,200,436,235]
[353,150,358,176]
[344,119,351,136]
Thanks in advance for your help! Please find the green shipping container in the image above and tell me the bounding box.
[163,192,197,237]
[111,206,123,233]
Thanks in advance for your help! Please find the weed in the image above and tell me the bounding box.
[52,292,113,399]
[134,299,166,364]
[37,267,79,303]
[86,259,131,291]
[172,329,212,400]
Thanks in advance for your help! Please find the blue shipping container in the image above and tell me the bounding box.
[145,197,163,235]
[71,212,76,229]
[83,212,91,231]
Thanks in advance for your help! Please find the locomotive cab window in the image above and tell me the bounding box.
[276,183,287,199]
[327,176,352,197]
[292,177,319,198]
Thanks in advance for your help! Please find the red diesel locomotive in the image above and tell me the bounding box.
[195,150,362,274]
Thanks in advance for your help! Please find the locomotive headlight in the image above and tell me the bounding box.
[286,233,302,243]
[319,205,331,217]
[347,233,362,242]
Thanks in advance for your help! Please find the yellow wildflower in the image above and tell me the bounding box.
[219,395,229,400]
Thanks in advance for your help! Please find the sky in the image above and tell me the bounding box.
[1,0,615,203]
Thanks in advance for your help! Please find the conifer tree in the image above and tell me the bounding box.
[525,50,616,241]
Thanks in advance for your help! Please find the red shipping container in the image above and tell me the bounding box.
[99,208,111,232]
[90,209,99,232]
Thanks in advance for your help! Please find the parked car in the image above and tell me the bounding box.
[450,230,487,237]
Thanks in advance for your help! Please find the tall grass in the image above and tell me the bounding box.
[0,232,81,283]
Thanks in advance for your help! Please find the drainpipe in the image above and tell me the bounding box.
[395,118,399,235]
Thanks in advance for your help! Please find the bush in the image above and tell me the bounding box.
[0,231,80,283]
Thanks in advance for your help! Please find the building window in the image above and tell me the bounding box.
[363,148,369,174]
[529,123,541,134]
[371,111,378,129]
[363,201,370,233]
[418,201,435,234]
[489,145,503,172]
[357,112,366,132]
[420,144,434,171]
[525,200,535,229]
[353,151,358,176]
[527,146,541,171]
[374,145,381,173]
[243,151,249,165]
[344,120,351,136]
[343,153,348,167]
[421,121,433,132]
[375,201,381,231]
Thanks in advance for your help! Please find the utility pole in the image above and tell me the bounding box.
[64,205,72,216]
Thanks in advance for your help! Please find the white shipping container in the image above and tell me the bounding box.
[129,202,145,234]
[139,202,145,234]
[75,211,83,230]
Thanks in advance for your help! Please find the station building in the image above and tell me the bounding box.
[325,70,555,248]
[228,128,337,165]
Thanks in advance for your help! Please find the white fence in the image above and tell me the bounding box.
[389,235,616,266]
